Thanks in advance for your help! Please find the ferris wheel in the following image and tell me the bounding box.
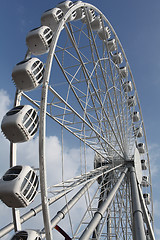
[0,1,156,239]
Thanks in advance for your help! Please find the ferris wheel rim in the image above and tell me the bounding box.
[38,2,153,238]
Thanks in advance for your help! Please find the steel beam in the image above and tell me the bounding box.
[10,89,22,233]
[0,164,121,238]
[129,167,146,240]
[138,184,155,240]
[50,180,95,229]
[79,168,128,240]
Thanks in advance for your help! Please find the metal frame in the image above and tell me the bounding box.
[79,167,128,239]
[0,164,122,238]
[129,167,146,240]
[0,2,154,240]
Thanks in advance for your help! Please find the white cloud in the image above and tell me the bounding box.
[148,143,160,176]
[16,135,94,185]
[0,89,11,119]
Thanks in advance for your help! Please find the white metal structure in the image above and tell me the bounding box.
[10,229,42,240]
[12,57,44,91]
[1,105,39,143]
[26,26,53,56]
[41,7,64,32]
[0,1,155,240]
[0,165,39,208]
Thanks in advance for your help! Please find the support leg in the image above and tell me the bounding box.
[129,167,146,240]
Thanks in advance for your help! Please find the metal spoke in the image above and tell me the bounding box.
[64,23,124,155]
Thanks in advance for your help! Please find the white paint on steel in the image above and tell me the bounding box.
[134,147,142,184]
[79,168,128,239]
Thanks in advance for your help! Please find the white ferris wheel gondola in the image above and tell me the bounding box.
[12,57,44,91]
[141,175,149,187]
[141,159,148,170]
[119,66,128,79]
[57,0,77,22]
[10,230,41,240]
[123,80,133,92]
[127,95,136,107]
[0,165,39,208]
[1,105,39,143]
[41,7,64,32]
[26,26,53,55]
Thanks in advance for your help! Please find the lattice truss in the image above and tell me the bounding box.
[71,169,133,239]
[31,20,137,161]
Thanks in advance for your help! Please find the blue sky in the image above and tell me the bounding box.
[0,0,160,238]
